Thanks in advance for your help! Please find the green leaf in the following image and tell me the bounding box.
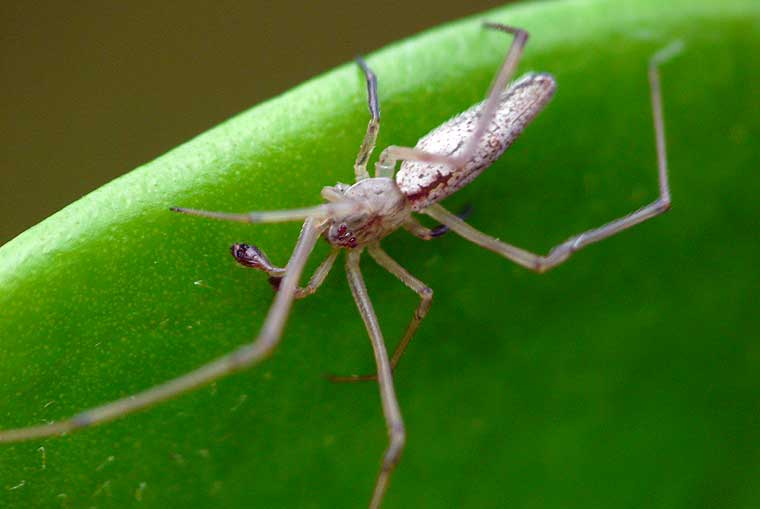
[1,0,758,507]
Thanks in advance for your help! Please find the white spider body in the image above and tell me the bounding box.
[325,177,411,248]
[324,72,556,250]
[397,72,556,210]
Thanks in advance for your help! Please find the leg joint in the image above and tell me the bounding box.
[71,412,94,430]
[382,425,406,472]
[229,344,259,371]
[483,22,530,42]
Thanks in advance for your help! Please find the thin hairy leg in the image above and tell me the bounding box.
[403,205,474,240]
[402,216,450,239]
[423,41,683,274]
[171,201,359,224]
[458,23,529,165]
[330,245,432,383]
[354,56,381,181]
[0,218,324,443]
[374,23,528,174]
[345,250,405,509]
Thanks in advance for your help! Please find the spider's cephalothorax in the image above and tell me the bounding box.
[0,20,682,509]
[323,178,411,249]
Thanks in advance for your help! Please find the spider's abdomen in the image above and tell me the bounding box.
[396,72,556,210]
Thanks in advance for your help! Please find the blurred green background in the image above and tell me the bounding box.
[1,0,510,243]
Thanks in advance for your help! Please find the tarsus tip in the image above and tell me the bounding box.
[651,40,686,65]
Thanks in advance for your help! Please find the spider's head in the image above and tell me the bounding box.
[324,177,411,249]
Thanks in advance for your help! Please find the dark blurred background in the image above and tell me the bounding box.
[1,0,513,244]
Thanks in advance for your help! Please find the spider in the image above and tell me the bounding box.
[0,22,682,509]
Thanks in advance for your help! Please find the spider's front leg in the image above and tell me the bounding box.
[0,217,325,443]
[232,242,339,299]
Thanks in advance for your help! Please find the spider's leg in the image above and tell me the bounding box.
[354,56,381,181]
[171,202,358,224]
[345,250,405,509]
[374,23,529,174]
[403,204,473,240]
[423,41,684,273]
[330,244,432,383]
[0,218,325,443]
[457,23,529,165]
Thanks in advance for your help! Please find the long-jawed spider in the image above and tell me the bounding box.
[0,22,683,509]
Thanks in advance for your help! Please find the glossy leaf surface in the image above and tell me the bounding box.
[0,0,758,507]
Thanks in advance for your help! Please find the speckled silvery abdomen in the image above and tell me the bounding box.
[396,72,556,210]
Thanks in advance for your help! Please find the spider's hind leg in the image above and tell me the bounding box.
[403,205,474,240]
[423,41,684,273]
[0,217,325,443]
[374,22,530,175]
